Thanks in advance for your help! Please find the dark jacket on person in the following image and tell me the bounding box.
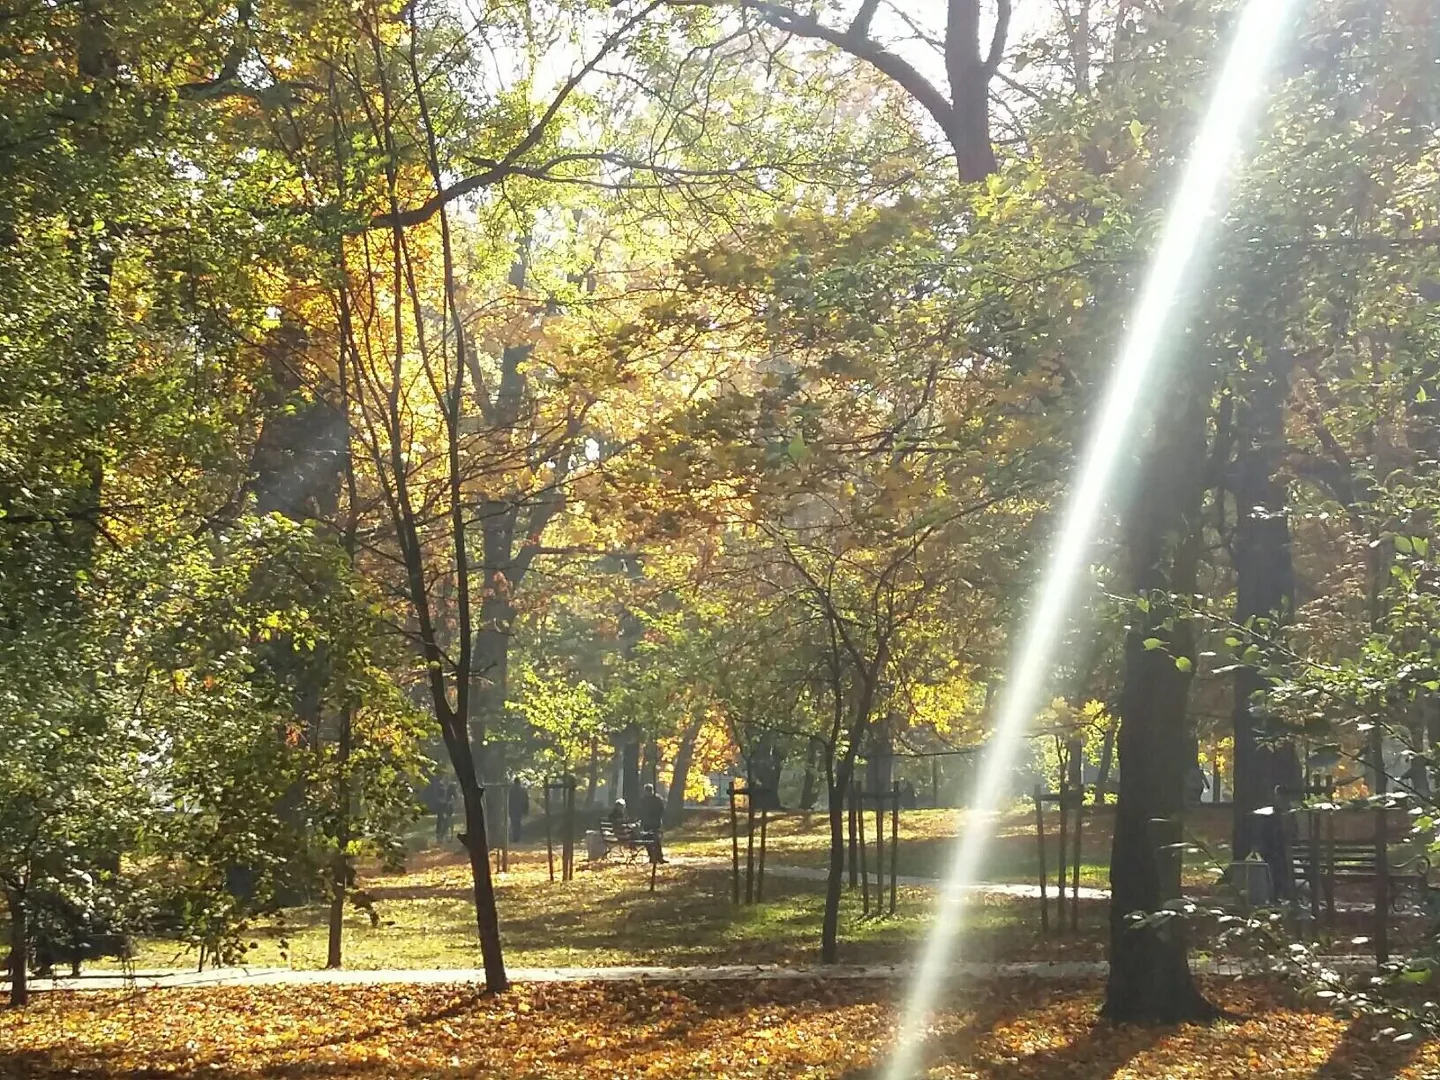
[638,792,665,833]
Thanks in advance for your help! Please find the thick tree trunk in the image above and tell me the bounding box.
[949,65,998,181]
[1103,390,1218,1024]
[459,782,507,991]
[1105,626,1219,1021]
[8,889,27,1008]
[1230,356,1300,889]
[666,719,703,827]
[475,739,509,850]
[751,734,786,810]
[470,610,511,844]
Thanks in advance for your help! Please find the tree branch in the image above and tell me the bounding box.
[847,0,881,39]
[987,0,1011,73]
[667,0,960,153]
[369,1,664,231]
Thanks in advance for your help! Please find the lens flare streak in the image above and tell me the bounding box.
[884,2,1301,1075]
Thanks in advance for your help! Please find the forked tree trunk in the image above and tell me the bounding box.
[821,670,884,963]
[821,756,854,964]
[666,719,703,827]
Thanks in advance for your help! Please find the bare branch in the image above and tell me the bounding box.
[666,0,962,156]
[369,1,664,231]
[987,0,1011,73]
[847,0,881,39]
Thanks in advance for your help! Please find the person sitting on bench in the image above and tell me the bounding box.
[638,783,667,864]
[607,798,628,828]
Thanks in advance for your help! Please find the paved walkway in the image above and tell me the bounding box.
[698,858,1422,914]
[673,857,1110,900]
[7,953,1385,996]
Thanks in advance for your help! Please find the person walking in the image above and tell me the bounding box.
[638,783,667,864]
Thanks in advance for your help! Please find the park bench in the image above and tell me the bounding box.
[1290,838,1429,910]
[598,820,659,863]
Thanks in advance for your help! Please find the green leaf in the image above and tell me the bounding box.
[1174,656,1193,672]
[1143,637,1163,651]
[1128,119,1147,144]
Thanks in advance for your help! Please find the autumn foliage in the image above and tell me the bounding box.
[0,979,1432,1079]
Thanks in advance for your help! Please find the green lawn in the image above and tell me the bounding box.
[664,804,1232,889]
[81,801,1249,975]
[108,844,1107,974]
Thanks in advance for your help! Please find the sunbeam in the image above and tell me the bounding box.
[883,2,1304,1074]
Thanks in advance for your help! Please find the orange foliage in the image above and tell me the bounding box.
[0,979,1433,1078]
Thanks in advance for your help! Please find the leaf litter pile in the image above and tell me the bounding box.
[0,977,1434,1078]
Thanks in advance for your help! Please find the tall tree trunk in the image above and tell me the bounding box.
[586,735,599,809]
[821,756,854,964]
[326,706,352,969]
[799,740,820,811]
[1103,388,1218,1024]
[821,668,884,963]
[622,726,642,808]
[1230,353,1299,888]
[479,740,508,848]
[7,888,27,1008]
[865,719,893,800]
[641,739,657,791]
[666,718,703,827]
[751,734,787,810]
[471,606,512,845]
[458,779,506,991]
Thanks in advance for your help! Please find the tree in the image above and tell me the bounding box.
[662,1,1011,180]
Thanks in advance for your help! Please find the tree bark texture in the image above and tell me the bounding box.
[1229,353,1300,888]
[8,889,27,1008]
[459,782,507,991]
[666,719,703,827]
[1103,387,1219,1024]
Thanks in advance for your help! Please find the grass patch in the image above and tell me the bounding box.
[110,845,1104,973]
[665,805,1228,889]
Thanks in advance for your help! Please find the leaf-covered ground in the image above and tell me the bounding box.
[1,978,1432,1078]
